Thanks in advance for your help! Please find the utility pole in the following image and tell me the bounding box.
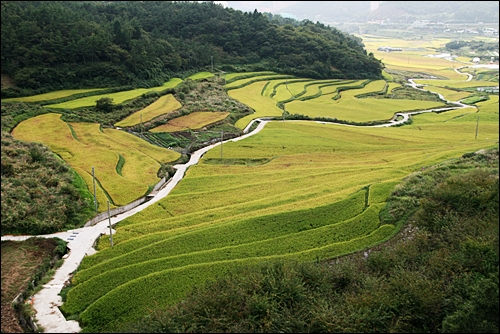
[475,116,479,139]
[220,129,223,158]
[140,114,143,135]
[92,166,97,214]
[107,200,113,247]
[211,56,213,71]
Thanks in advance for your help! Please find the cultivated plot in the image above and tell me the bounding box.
[150,111,230,132]
[285,80,446,122]
[11,113,180,208]
[187,71,215,80]
[1,88,106,103]
[114,94,182,127]
[43,78,183,109]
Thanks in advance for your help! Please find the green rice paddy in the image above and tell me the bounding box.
[43,78,183,109]
[1,88,106,103]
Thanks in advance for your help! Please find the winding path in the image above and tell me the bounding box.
[2,64,498,333]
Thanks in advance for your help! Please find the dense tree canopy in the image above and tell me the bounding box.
[1,1,383,95]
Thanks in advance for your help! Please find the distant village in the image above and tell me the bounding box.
[377,46,402,52]
[367,19,499,37]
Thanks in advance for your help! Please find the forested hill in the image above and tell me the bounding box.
[0,1,383,96]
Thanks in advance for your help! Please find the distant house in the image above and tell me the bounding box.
[483,27,497,35]
[472,57,480,63]
[477,86,499,93]
[377,46,403,52]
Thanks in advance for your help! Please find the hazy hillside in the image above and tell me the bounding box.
[225,1,499,24]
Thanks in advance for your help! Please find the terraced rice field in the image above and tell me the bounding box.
[286,80,446,122]
[114,94,182,127]
[11,113,181,208]
[413,79,499,88]
[1,88,106,103]
[62,84,498,330]
[187,71,214,80]
[225,73,292,89]
[230,76,446,129]
[421,85,474,101]
[150,111,230,132]
[43,78,183,109]
[15,37,495,332]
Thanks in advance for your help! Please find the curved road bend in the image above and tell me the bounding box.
[2,65,497,332]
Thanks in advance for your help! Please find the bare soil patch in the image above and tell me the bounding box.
[1,238,60,333]
[1,73,15,89]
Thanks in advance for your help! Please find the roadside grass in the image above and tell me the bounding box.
[150,111,230,132]
[114,94,182,127]
[1,88,106,103]
[43,78,182,109]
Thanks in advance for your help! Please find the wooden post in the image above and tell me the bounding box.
[92,166,97,213]
[220,129,223,158]
[107,201,113,247]
[475,116,479,139]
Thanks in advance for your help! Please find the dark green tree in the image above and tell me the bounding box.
[95,97,114,113]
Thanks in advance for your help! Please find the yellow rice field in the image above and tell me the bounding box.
[114,94,182,127]
[57,34,499,331]
[414,79,499,88]
[285,80,445,122]
[232,81,285,129]
[1,88,106,103]
[422,86,474,101]
[150,111,230,132]
[226,74,290,89]
[44,78,183,109]
[187,72,214,80]
[11,113,180,208]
